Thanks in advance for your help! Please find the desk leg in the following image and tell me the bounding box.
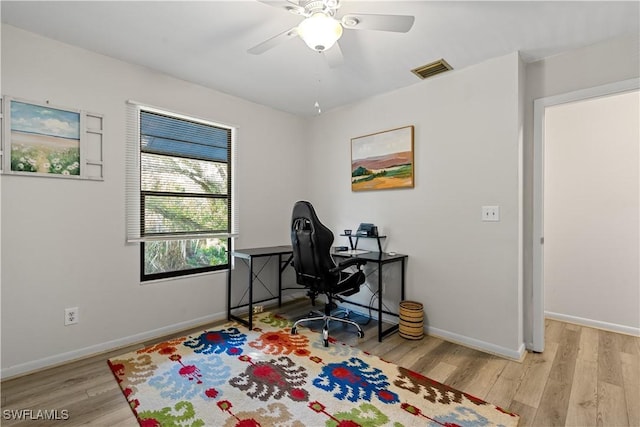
[227,254,232,321]
[378,263,383,342]
[401,258,406,300]
[248,257,254,330]
[278,254,282,307]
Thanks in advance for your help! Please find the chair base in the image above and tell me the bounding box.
[291,307,364,347]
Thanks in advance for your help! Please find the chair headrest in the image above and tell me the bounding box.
[291,200,320,226]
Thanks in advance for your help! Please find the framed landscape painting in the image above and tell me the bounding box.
[8,99,81,176]
[351,125,414,191]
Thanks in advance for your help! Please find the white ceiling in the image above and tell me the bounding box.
[2,1,638,116]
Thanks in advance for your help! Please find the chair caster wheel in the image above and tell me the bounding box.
[291,327,297,335]
[357,330,364,338]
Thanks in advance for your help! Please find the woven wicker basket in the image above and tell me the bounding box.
[399,300,424,340]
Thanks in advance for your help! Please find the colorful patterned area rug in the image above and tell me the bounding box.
[108,312,519,426]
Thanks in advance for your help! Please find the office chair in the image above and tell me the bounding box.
[290,200,366,346]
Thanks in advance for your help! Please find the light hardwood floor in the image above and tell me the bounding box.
[2,300,638,426]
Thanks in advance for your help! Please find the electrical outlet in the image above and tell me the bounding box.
[253,305,264,314]
[482,205,500,222]
[65,307,79,326]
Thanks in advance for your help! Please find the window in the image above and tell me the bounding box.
[126,103,236,281]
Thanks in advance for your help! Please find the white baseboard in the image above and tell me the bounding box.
[545,311,640,337]
[1,293,309,380]
[1,296,530,379]
[1,310,228,380]
[342,301,526,361]
[427,326,526,362]
[342,303,525,361]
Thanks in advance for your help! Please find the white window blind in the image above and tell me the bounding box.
[125,101,238,243]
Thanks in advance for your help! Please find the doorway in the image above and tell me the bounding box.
[532,79,640,352]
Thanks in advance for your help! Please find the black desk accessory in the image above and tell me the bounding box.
[356,223,378,237]
[341,225,386,253]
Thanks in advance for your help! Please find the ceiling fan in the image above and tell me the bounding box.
[248,0,415,66]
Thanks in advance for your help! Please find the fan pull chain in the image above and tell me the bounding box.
[314,75,322,114]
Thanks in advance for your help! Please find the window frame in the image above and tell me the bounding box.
[125,101,236,282]
[140,237,232,282]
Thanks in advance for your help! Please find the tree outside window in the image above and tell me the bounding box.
[138,110,232,281]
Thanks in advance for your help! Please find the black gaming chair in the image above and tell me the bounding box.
[290,201,367,346]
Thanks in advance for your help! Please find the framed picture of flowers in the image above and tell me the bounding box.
[1,97,104,180]
[351,125,414,191]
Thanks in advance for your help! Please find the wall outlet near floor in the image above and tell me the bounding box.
[482,205,500,222]
[65,307,79,325]
[253,305,264,314]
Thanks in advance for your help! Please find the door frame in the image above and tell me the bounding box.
[531,77,639,352]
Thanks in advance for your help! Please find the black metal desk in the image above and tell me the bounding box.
[227,245,293,330]
[332,250,407,341]
[227,245,407,341]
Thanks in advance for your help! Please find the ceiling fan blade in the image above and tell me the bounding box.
[247,27,299,55]
[256,0,305,15]
[341,13,415,33]
[324,41,344,68]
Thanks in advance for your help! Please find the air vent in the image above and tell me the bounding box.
[411,59,452,80]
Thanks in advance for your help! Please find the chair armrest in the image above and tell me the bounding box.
[330,258,366,273]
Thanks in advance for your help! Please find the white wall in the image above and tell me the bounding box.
[544,90,639,333]
[524,33,640,346]
[305,52,525,359]
[5,23,637,376]
[0,25,308,377]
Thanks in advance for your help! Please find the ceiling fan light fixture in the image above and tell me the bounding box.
[297,13,343,52]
